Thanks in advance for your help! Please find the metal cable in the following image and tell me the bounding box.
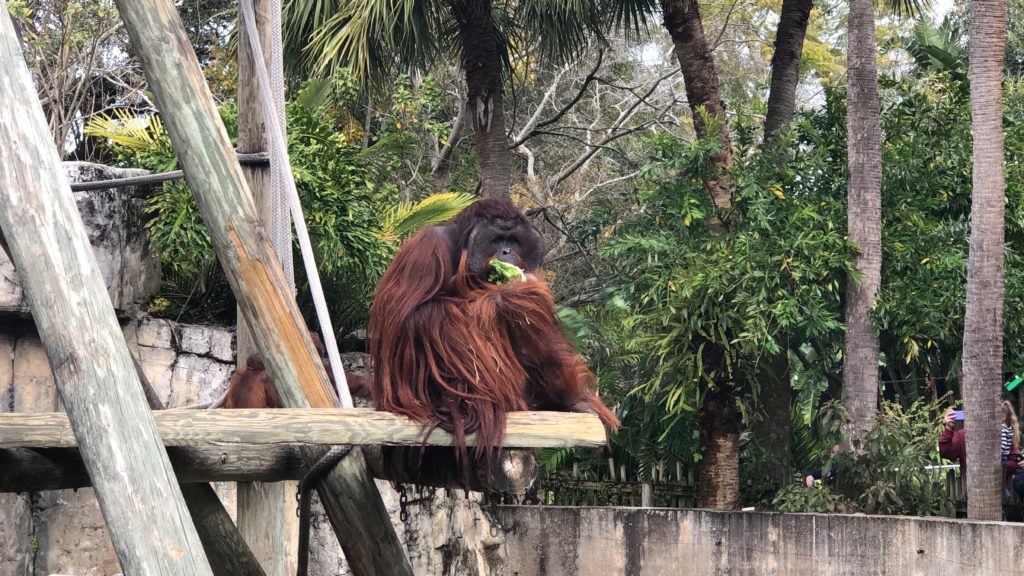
[68,152,269,192]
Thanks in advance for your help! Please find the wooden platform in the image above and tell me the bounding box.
[0,408,607,449]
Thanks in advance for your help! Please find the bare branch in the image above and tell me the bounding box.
[511,50,605,148]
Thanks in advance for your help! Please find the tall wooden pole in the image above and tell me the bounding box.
[108,1,412,573]
[0,4,213,574]
[236,2,292,573]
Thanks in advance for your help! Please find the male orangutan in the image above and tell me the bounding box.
[368,197,618,459]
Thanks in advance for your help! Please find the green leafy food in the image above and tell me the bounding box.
[488,259,524,284]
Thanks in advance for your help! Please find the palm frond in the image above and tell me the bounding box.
[304,0,447,81]
[601,0,657,38]
[84,110,165,151]
[881,0,930,18]
[379,192,476,242]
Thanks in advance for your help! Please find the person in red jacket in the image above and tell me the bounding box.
[938,408,966,469]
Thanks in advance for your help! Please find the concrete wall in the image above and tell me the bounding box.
[495,506,1023,576]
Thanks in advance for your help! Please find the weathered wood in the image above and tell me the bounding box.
[0,445,307,492]
[235,0,274,366]
[110,0,333,418]
[0,445,541,495]
[183,483,267,576]
[110,0,407,573]
[236,5,290,574]
[237,481,288,576]
[0,409,607,449]
[0,6,213,574]
[131,355,267,576]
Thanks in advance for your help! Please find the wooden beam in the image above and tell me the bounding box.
[365,447,538,496]
[110,0,333,419]
[0,6,212,574]
[131,356,267,576]
[0,445,538,495]
[0,409,607,449]
[0,445,307,492]
[108,0,408,573]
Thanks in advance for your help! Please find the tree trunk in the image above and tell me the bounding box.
[698,384,741,509]
[661,0,732,212]
[963,0,1007,522]
[750,354,791,492]
[661,0,739,508]
[764,0,813,140]
[842,0,882,443]
[449,0,510,198]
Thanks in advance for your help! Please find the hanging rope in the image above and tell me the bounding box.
[267,0,293,291]
[237,0,353,408]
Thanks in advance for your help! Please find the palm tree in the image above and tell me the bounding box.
[657,0,738,510]
[842,0,884,444]
[284,0,653,198]
[763,0,814,141]
[962,0,1007,522]
[660,0,732,216]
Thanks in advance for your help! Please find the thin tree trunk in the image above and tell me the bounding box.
[764,0,813,140]
[751,353,791,490]
[449,0,510,198]
[661,0,732,213]
[963,0,1007,522]
[842,0,882,443]
[698,384,741,509]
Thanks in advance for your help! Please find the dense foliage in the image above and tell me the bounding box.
[88,93,471,333]
[773,398,953,517]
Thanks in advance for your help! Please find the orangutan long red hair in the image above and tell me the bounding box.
[369,198,618,464]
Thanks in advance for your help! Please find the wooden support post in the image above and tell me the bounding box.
[108,0,409,573]
[236,2,290,572]
[0,7,212,574]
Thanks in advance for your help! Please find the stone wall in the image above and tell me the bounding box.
[494,506,1024,576]
[0,317,238,576]
[0,162,160,316]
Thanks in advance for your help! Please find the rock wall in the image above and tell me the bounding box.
[0,317,238,576]
[0,162,160,316]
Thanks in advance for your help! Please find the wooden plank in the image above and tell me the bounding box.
[0,445,306,492]
[0,6,212,574]
[0,445,540,495]
[0,409,607,449]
